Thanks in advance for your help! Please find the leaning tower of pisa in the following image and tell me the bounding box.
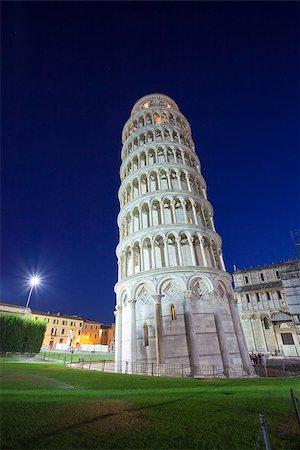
[114,93,252,377]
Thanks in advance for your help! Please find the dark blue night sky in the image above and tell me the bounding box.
[2,2,298,324]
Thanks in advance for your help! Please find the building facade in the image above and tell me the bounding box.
[33,311,84,349]
[114,93,252,377]
[32,311,114,351]
[0,302,31,318]
[280,260,300,336]
[233,260,300,357]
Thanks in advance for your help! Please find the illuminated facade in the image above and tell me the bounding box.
[233,261,300,357]
[32,311,109,350]
[114,93,252,376]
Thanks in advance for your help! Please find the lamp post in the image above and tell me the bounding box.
[25,276,40,308]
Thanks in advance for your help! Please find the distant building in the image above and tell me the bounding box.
[280,260,300,335]
[100,323,115,350]
[32,311,84,350]
[233,260,300,357]
[0,302,114,352]
[81,319,102,346]
[0,302,31,318]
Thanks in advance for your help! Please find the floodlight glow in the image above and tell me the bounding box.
[25,274,42,308]
[30,276,40,286]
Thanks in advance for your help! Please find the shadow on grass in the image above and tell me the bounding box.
[25,396,190,446]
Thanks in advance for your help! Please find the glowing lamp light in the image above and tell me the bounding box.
[25,274,41,308]
[30,276,40,286]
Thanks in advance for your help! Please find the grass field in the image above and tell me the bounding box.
[38,351,114,364]
[1,362,299,449]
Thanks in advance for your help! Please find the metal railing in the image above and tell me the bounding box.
[70,359,252,378]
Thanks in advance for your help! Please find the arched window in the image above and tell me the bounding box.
[260,272,264,281]
[143,323,149,346]
[171,304,176,320]
[245,276,249,284]
[277,290,282,300]
[276,270,280,279]
[263,317,269,330]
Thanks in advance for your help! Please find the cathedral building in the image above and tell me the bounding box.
[114,93,252,377]
[233,260,300,357]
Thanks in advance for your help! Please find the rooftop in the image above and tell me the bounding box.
[234,259,299,274]
[234,281,282,293]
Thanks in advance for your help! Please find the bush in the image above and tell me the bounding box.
[0,314,46,354]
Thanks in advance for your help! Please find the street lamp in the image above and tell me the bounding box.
[25,276,40,308]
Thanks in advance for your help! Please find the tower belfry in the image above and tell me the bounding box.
[114,93,252,377]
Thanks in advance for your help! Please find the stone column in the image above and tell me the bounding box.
[182,201,188,223]
[163,238,170,267]
[250,317,259,351]
[131,249,135,275]
[161,203,165,224]
[228,294,253,373]
[152,295,164,364]
[117,259,121,280]
[199,237,208,266]
[191,201,198,225]
[186,174,192,192]
[140,246,145,272]
[171,200,177,223]
[114,305,122,372]
[176,237,183,265]
[184,290,200,376]
[219,252,226,271]
[177,173,182,190]
[211,292,231,376]
[188,237,196,265]
[128,299,137,365]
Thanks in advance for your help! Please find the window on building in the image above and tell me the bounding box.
[89,333,92,338]
[62,320,68,325]
[266,292,271,301]
[94,334,97,338]
[171,304,176,320]
[51,328,56,336]
[59,338,63,343]
[91,325,93,330]
[246,294,250,303]
[245,276,249,284]
[256,293,260,302]
[79,322,82,327]
[62,329,65,335]
[281,333,294,345]
[262,317,269,329]
[260,273,264,281]
[78,330,81,335]
[277,291,282,300]
[276,270,280,279]
[143,323,149,346]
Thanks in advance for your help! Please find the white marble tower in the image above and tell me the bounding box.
[114,94,252,377]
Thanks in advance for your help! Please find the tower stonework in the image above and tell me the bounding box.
[114,94,252,377]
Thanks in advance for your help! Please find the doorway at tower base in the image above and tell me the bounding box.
[114,361,255,378]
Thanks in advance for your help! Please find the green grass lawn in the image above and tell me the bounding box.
[0,362,299,449]
[38,351,114,363]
